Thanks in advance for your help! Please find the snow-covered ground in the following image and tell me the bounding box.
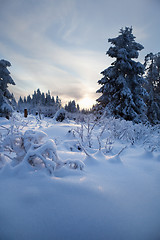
[0,114,160,240]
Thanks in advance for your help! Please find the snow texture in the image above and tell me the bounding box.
[0,114,160,240]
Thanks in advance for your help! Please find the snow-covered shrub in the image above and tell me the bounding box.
[1,120,85,174]
[2,128,65,174]
[54,108,66,122]
[70,116,160,156]
[143,124,160,152]
[22,133,62,174]
[98,117,146,144]
[105,137,114,153]
[72,114,98,150]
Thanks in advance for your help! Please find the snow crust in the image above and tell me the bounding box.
[0,115,160,240]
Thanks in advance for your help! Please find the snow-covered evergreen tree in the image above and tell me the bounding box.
[27,95,31,104]
[18,96,23,112]
[144,52,160,123]
[51,96,55,106]
[56,96,61,108]
[65,100,77,113]
[36,88,42,104]
[18,90,61,117]
[46,91,51,106]
[154,53,160,98]
[32,91,37,107]
[24,96,27,105]
[0,59,16,117]
[77,104,80,111]
[96,27,148,123]
[10,93,17,110]
[41,92,45,105]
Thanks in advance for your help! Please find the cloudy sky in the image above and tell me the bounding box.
[0,0,160,108]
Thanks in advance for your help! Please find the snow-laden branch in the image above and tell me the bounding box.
[1,128,85,174]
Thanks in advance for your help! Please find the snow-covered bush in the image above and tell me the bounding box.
[0,116,85,174]
[2,129,60,172]
[105,137,114,153]
[54,108,66,122]
[70,115,160,155]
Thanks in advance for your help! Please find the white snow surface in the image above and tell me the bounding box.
[0,115,160,240]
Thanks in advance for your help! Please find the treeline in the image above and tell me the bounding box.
[17,89,80,117]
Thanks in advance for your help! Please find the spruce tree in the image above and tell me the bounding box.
[65,100,77,113]
[144,52,160,123]
[56,96,61,109]
[0,59,16,117]
[27,95,31,104]
[97,27,148,123]
[36,89,42,104]
[46,91,51,106]
[32,91,37,107]
[41,92,45,105]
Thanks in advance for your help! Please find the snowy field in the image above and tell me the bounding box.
[0,114,160,240]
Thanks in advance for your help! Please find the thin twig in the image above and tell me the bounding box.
[3,153,13,160]
[0,125,10,134]
[97,136,101,151]
[117,146,127,156]
[77,140,90,157]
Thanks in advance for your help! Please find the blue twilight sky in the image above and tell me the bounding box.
[0,0,160,108]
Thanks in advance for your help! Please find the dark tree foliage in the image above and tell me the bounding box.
[0,59,16,117]
[18,89,61,117]
[97,27,148,123]
[144,52,160,123]
[65,100,79,113]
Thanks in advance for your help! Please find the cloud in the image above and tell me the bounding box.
[1,36,107,104]
[51,85,85,101]
[0,1,110,108]
[1,0,160,108]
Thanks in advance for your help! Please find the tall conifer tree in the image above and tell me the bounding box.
[97,27,148,122]
[144,52,160,123]
[0,59,15,117]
